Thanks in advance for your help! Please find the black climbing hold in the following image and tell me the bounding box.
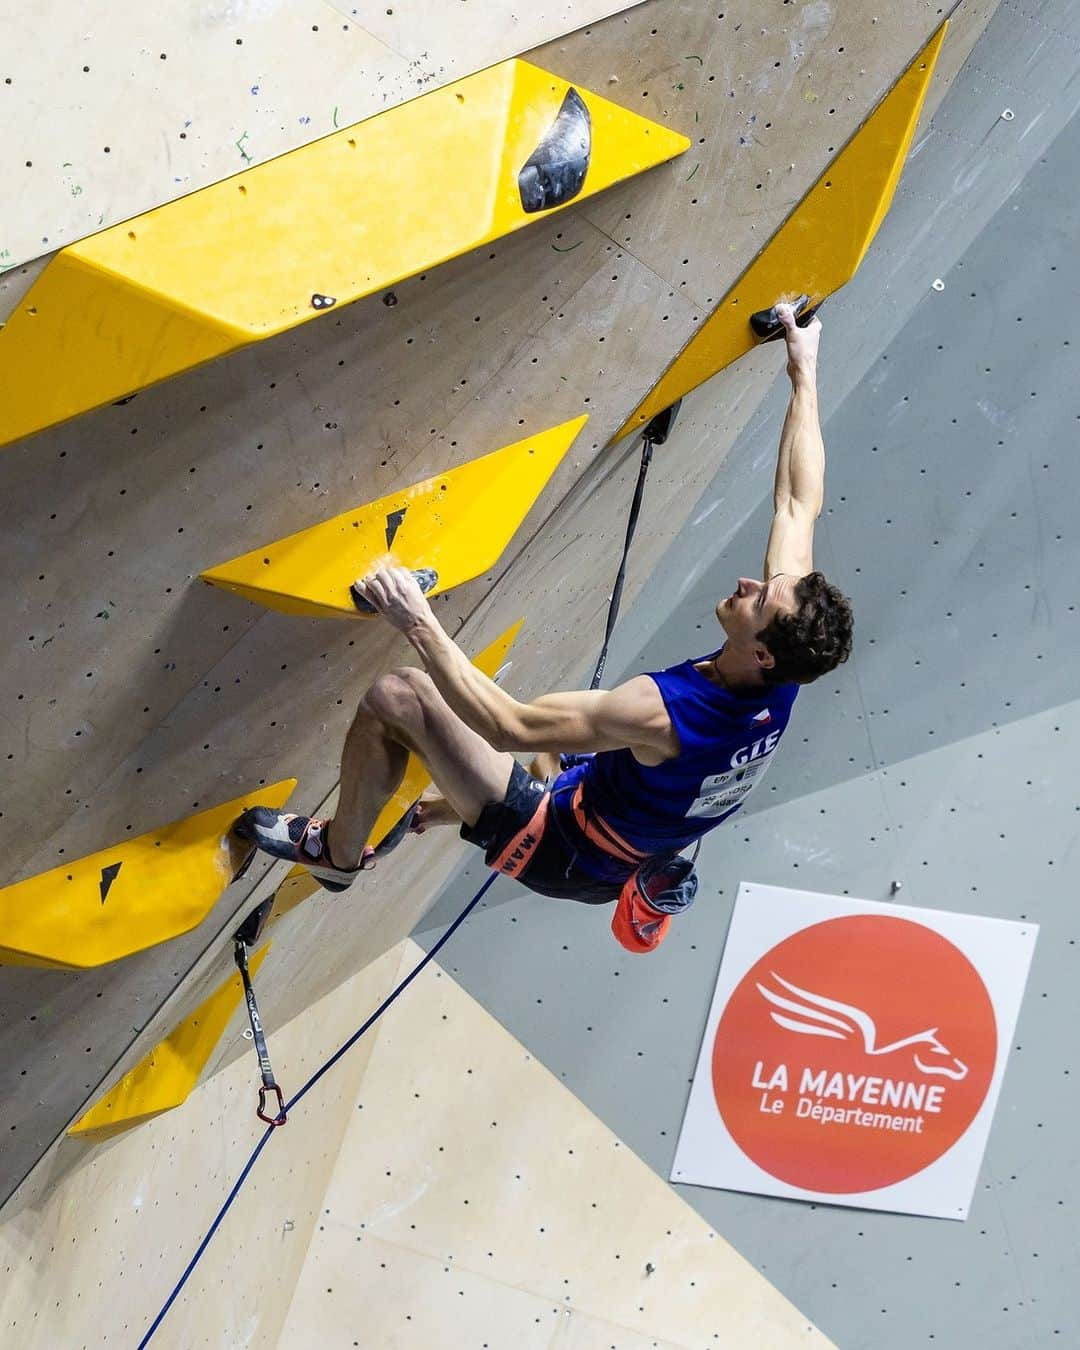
[231,843,257,882]
[111,393,139,407]
[350,565,439,613]
[642,400,682,446]
[311,293,337,310]
[384,507,407,549]
[234,896,275,947]
[518,87,591,214]
[99,861,122,904]
[749,293,820,341]
[383,291,398,307]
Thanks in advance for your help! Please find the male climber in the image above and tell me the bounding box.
[237,303,853,947]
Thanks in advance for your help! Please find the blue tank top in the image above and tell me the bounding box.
[550,651,799,880]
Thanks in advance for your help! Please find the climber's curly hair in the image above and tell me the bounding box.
[756,571,854,685]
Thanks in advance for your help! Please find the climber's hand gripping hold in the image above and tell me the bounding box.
[352,566,435,634]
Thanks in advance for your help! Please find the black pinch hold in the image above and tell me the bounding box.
[518,87,592,214]
[311,293,337,310]
[350,565,440,614]
[749,293,819,342]
[234,896,275,947]
[642,399,682,446]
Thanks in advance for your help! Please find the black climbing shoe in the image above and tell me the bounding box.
[370,799,422,861]
[749,293,821,342]
[233,808,371,893]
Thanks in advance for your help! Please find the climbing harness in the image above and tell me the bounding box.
[567,778,700,954]
[490,789,551,880]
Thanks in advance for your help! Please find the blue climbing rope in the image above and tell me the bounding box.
[137,868,498,1349]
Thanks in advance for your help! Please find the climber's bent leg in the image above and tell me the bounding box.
[237,668,514,891]
[326,667,516,870]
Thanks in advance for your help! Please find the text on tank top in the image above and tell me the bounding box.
[554,651,799,863]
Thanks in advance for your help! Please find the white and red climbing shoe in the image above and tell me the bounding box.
[234,809,372,893]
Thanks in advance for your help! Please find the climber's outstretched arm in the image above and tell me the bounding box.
[353,567,676,761]
[764,304,825,581]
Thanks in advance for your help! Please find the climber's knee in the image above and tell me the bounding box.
[362,667,436,731]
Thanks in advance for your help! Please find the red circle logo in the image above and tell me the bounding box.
[712,916,997,1193]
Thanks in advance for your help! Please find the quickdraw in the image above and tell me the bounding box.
[233,899,287,1127]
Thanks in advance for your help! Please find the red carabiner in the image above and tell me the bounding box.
[257,1084,288,1127]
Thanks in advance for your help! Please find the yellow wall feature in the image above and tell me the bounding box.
[0,780,295,970]
[201,420,586,618]
[617,26,947,440]
[0,61,689,449]
[68,947,269,1141]
[269,619,523,926]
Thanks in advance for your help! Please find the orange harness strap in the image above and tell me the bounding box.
[490,790,552,878]
[493,782,678,956]
[570,782,648,867]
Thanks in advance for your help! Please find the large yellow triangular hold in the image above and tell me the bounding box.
[617,25,947,440]
[269,620,523,926]
[0,780,295,970]
[201,419,586,618]
[0,61,689,449]
[69,947,269,1141]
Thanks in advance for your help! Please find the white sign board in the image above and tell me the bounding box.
[671,883,1037,1219]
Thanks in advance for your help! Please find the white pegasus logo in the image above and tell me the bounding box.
[757,971,969,1082]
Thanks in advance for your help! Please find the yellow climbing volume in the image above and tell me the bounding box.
[0,780,295,969]
[201,419,587,618]
[0,61,689,448]
[617,25,947,439]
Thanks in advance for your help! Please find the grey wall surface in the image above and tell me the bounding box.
[417,3,1080,1346]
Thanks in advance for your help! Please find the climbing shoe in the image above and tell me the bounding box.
[233,808,372,893]
[370,799,422,860]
